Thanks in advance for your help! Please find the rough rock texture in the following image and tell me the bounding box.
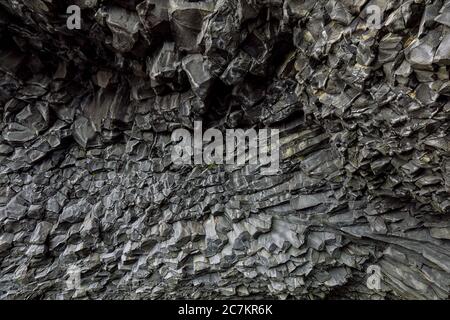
[0,0,449,300]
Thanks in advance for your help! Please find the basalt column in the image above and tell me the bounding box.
[0,0,449,300]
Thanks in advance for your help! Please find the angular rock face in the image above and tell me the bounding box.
[0,0,449,300]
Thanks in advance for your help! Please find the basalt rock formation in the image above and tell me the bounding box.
[0,0,449,299]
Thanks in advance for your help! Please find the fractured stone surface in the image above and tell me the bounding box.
[0,0,449,300]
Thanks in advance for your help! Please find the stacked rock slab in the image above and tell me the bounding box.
[0,0,449,299]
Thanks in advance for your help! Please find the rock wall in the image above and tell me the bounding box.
[0,0,449,299]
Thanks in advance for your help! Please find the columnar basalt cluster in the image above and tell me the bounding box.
[0,0,449,299]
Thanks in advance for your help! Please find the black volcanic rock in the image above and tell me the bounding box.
[0,0,449,300]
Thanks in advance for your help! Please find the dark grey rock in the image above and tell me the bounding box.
[0,233,14,253]
[2,123,36,144]
[0,0,449,301]
[29,222,53,244]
